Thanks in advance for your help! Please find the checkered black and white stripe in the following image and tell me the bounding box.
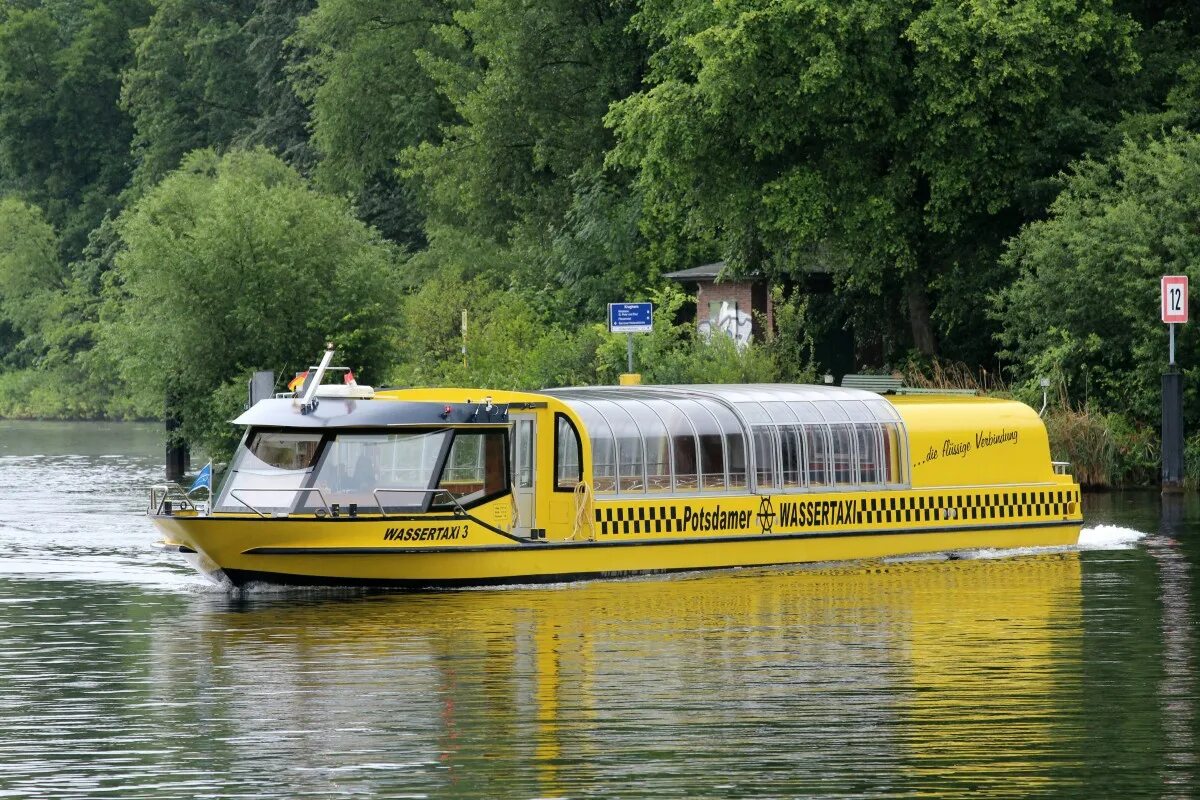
[592,489,1081,536]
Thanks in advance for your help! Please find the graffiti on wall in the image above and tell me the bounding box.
[699,300,752,347]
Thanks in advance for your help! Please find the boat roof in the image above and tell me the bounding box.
[237,383,930,431]
[232,397,511,428]
[542,384,904,427]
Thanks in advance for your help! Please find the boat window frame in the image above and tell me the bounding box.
[681,397,731,492]
[300,427,453,514]
[553,413,583,493]
[854,422,884,486]
[624,398,673,494]
[215,426,332,514]
[571,400,619,495]
[431,427,512,510]
[655,397,701,494]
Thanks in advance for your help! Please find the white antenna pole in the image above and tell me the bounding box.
[296,343,336,412]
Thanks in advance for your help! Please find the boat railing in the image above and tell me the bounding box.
[148,484,208,516]
[372,488,470,518]
[1052,461,1071,475]
[213,486,470,519]
[229,487,332,519]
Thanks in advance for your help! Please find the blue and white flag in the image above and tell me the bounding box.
[188,461,213,495]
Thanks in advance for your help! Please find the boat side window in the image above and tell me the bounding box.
[753,426,777,490]
[592,436,617,494]
[514,419,534,489]
[727,438,747,490]
[695,433,723,490]
[589,400,644,494]
[309,430,449,512]
[436,430,508,506]
[881,422,900,484]
[670,421,699,492]
[805,426,829,487]
[572,402,617,495]
[554,414,582,491]
[780,425,805,489]
[617,434,644,493]
[830,424,855,485]
[675,399,725,491]
[627,401,670,492]
[856,423,881,484]
[711,405,747,491]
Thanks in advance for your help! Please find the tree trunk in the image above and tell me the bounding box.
[905,279,938,357]
[165,391,190,483]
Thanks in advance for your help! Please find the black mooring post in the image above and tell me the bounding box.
[165,393,189,483]
[1162,369,1184,492]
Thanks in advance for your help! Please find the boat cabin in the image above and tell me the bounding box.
[211,381,1063,540]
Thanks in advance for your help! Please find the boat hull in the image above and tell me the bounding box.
[155,515,1081,588]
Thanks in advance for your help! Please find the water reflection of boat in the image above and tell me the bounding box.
[147,555,1083,797]
[151,347,1082,587]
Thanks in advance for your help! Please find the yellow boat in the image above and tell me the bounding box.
[150,349,1082,587]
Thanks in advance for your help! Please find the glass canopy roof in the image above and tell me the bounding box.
[543,385,909,496]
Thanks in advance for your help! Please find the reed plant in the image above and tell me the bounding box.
[900,357,1007,394]
[1039,406,1159,488]
[1042,406,1117,488]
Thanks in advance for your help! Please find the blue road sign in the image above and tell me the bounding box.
[608,302,653,333]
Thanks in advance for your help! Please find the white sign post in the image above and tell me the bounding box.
[1162,275,1189,365]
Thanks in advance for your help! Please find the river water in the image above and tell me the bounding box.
[0,420,1195,799]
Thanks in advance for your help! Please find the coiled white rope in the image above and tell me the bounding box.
[571,481,595,542]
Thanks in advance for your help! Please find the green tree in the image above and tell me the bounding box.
[402,0,647,320]
[104,148,402,452]
[407,0,642,236]
[391,272,605,390]
[240,0,316,171]
[0,197,62,364]
[291,0,460,247]
[997,131,1200,427]
[0,0,151,257]
[122,0,314,193]
[607,0,1139,364]
[121,0,258,190]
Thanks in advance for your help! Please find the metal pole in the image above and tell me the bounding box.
[1163,369,1184,491]
[626,333,634,373]
[1170,322,1176,366]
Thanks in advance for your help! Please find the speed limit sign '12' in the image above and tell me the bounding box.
[1162,275,1189,324]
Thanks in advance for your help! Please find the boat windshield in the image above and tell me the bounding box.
[305,430,450,513]
[215,430,324,513]
[215,427,509,515]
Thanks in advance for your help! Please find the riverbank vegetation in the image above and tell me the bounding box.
[1,1,1199,480]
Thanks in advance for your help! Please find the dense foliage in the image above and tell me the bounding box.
[1,0,1199,473]
[103,148,402,450]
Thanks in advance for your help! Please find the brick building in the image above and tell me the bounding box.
[663,261,773,346]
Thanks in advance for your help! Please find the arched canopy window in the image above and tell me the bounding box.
[546,385,909,496]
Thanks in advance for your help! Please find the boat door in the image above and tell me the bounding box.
[510,413,536,536]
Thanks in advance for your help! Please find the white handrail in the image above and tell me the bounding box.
[372,487,469,518]
[228,487,331,518]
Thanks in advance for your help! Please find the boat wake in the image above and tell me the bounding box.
[1076,524,1149,550]
[881,524,1149,565]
